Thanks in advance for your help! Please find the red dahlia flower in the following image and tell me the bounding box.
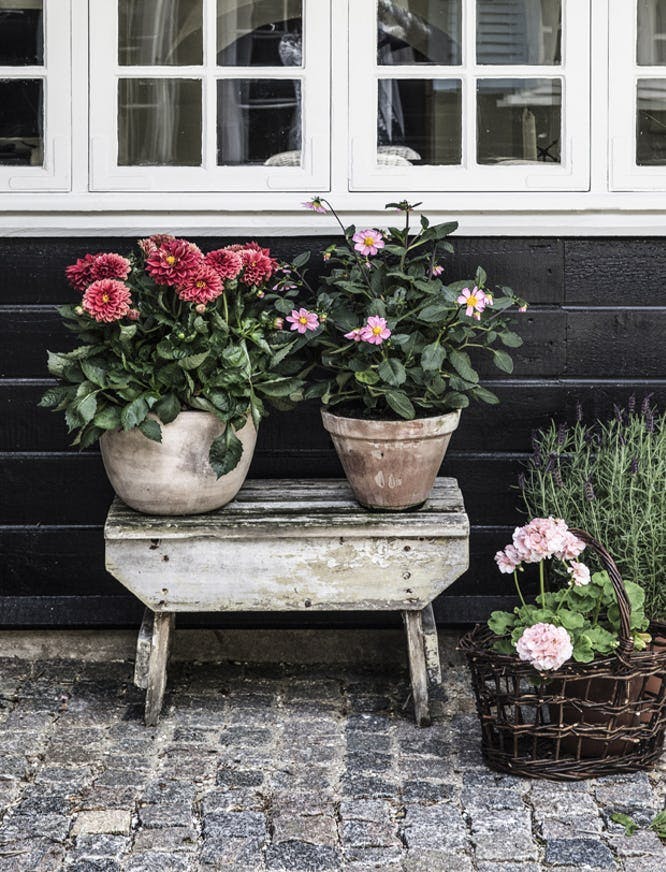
[176,264,223,304]
[66,254,97,292]
[205,248,243,281]
[145,238,204,286]
[91,252,131,282]
[240,249,276,286]
[82,279,132,323]
[137,233,176,255]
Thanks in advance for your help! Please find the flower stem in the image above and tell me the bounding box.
[539,561,546,604]
[514,570,527,607]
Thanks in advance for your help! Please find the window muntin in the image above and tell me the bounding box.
[0,0,69,190]
[89,0,329,192]
[350,0,589,192]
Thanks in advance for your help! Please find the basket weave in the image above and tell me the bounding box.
[459,530,666,780]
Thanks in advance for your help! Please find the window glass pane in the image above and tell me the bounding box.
[217,79,301,165]
[0,78,42,165]
[477,0,561,65]
[217,0,302,67]
[377,79,461,165]
[118,79,202,166]
[477,78,561,164]
[637,79,666,164]
[377,0,462,65]
[0,1,43,65]
[638,0,666,65]
[118,0,203,66]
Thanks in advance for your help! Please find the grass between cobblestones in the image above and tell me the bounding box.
[0,634,664,871]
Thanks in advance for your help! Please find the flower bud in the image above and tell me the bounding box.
[273,317,284,330]
[177,331,186,340]
[256,290,265,299]
[319,312,328,322]
[74,305,84,316]
[195,303,207,314]
[127,308,140,321]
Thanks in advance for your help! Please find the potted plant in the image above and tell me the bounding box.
[285,197,527,510]
[39,236,307,515]
[460,518,666,778]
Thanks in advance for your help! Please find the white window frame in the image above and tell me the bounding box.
[88,0,331,192]
[349,0,590,192]
[0,0,71,192]
[609,0,666,190]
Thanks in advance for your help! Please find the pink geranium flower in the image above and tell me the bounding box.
[515,623,573,671]
[205,248,243,281]
[145,238,204,286]
[91,252,131,282]
[303,196,327,214]
[66,254,97,293]
[344,328,364,342]
[568,561,591,587]
[457,286,488,319]
[494,544,522,574]
[82,279,132,323]
[176,264,223,305]
[511,517,578,564]
[360,316,391,345]
[352,229,385,257]
[286,308,319,334]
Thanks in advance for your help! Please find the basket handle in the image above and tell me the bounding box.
[569,528,633,658]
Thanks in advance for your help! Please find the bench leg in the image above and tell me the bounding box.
[403,609,431,727]
[421,603,442,687]
[144,611,175,727]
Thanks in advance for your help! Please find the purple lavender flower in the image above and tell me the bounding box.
[641,393,654,416]
[628,394,636,414]
[585,480,596,501]
[630,457,639,475]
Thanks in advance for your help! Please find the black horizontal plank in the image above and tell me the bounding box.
[565,308,666,378]
[0,306,565,379]
[0,451,525,526]
[564,239,666,305]
[4,381,665,454]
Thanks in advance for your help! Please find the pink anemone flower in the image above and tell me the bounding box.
[360,315,391,345]
[286,308,319,334]
[344,327,364,342]
[352,229,385,257]
[303,196,327,214]
[457,286,488,319]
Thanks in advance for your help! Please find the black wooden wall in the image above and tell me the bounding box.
[1,236,664,628]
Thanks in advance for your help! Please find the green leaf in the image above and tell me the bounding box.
[492,348,514,374]
[72,392,97,425]
[612,813,639,837]
[354,370,380,386]
[292,251,311,269]
[153,393,181,425]
[209,428,244,478]
[38,385,75,410]
[472,385,500,405]
[650,810,666,839]
[385,391,415,419]
[257,376,303,398]
[499,330,524,348]
[120,396,149,430]
[449,349,479,384]
[179,351,209,370]
[139,418,162,443]
[118,324,137,342]
[46,351,71,378]
[443,391,470,409]
[418,303,450,323]
[572,633,595,663]
[94,406,122,430]
[431,220,458,238]
[488,610,516,637]
[557,609,585,630]
[421,342,445,371]
[80,358,107,387]
[378,358,407,387]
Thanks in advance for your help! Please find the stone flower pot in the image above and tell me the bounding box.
[321,408,461,511]
[100,410,257,515]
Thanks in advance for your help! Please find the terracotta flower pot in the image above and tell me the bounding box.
[321,408,461,510]
[100,410,257,515]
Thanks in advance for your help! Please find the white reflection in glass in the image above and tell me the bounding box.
[118,0,203,66]
[118,79,202,166]
[477,78,561,164]
[477,0,561,65]
[638,0,666,65]
[377,79,461,165]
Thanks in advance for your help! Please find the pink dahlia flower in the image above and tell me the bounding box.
[303,196,327,214]
[240,249,276,286]
[286,308,319,334]
[176,264,223,305]
[494,544,522,574]
[66,254,97,292]
[568,561,591,587]
[137,234,175,255]
[145,238,204,286]
[361,315,391,345]
[457,286,488,319]
[205,248,243,281]
[91,252,131,282]
[515,623,573,672]
[344,327,364,342]
[353,229,385,257]
[82,279,132,323]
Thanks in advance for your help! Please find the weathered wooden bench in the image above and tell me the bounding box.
[104,478,469,727]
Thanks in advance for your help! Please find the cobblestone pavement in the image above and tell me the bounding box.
[0,641,665,871]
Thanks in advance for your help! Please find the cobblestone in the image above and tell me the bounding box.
[0,641,663,870]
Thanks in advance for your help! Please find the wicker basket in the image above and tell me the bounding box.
[459,530,666,780]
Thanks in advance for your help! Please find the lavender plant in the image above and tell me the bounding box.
[520,397,666,620]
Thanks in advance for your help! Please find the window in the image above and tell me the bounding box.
[89,0,330,191]
[349,0,590,191]
[0,0,70,190]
